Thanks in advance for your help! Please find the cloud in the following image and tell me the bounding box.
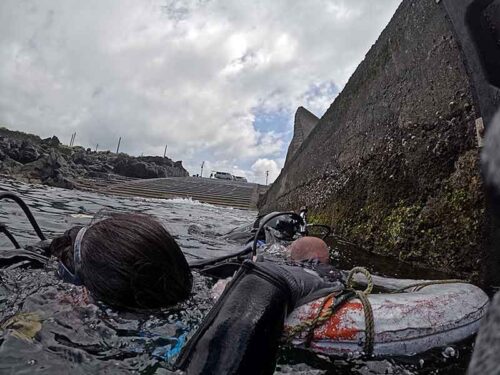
[251,158,282,185]
[0,0,402,183]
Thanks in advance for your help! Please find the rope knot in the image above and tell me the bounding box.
[346,266,373,295]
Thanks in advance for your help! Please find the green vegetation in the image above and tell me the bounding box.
[311,150,486,280]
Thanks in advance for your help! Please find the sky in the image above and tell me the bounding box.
[0,0,402,184]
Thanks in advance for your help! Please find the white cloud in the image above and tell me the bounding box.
[251,158,282,185]
[0,0,401,183]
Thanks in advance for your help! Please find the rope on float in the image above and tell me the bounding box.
[283,267,470,357]
[282,290,356,344]
[393,279,467,293]
[284,266,376,356]
[346,267,375,356]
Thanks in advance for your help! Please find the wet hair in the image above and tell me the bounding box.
[49,213,193,309]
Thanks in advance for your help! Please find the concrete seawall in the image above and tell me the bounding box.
[259,0,500,278]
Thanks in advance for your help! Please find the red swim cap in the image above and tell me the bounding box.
[288,237,329,264]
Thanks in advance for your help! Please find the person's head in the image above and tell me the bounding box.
[50,213,193,309]
[287,236,330,264]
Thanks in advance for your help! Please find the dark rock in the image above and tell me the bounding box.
[47,150,66,170]
[41,136,60,147]
[0,127,188,188]
[20,157,47,179]
[43,173,74,190]
[20,150,69,183]
[72,150,88,165]
[17,141,39,164]
[112,155,188,179]
[0,157,22,175]
[173,161,186,172]
[5,145,19,161]
[114,159,160,179]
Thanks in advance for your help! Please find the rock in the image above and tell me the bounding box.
[0,126,189,188]
[17,141,39,164]
[72,150,88,165]
[0,157,22,175]
[20,150,69,182]
[114,159,160,179]
[41,136,60,147]
[43,172,74,190]
[47,150,66,170]
[112,155,188,179]
[87,163,113,173]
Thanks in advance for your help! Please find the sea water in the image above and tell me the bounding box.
[0,179,475,374]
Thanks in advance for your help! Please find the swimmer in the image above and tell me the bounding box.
[49,213,193,309]
[46,212,340,373]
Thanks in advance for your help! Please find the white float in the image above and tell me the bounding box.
[284,275,489,357]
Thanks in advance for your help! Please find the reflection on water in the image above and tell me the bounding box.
[0,179,476,374]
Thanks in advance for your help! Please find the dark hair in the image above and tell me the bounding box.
[50,213,193,309]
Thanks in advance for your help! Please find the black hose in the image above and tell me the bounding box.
[0,192,46,241]
[0,225,21,248]
[192,212,305,269]
[190,212,327,269]
[189,243,252,269]
[306,223,332,240]
[252,211,303,257]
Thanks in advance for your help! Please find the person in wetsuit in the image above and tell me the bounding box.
[50,213,193,309]
[46,211,340,374]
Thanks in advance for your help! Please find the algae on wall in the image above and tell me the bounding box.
[259,0,490,278]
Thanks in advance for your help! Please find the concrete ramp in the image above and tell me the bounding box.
[103,177,263,210]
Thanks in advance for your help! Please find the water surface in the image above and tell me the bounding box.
[0,179,476,374]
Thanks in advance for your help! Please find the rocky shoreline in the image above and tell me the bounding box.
[0,127,188,189]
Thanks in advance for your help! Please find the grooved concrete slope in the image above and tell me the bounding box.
[102,177,262,210]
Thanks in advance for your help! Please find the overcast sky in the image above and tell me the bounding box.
[0,0,401,183]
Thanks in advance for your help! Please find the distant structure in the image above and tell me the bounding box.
[284,107,319,166]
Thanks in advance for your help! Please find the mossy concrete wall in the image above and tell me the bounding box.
[259,0,492,278]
